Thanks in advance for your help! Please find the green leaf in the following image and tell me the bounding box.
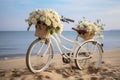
[27,23,32,31]
[56,26,60,30]
[55,26,60,33]
[48,26,51,30]
[48,27,55,34]
[27,26,31,31]
[50,30,54,34]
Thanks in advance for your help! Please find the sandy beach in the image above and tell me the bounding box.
[0,49,120,80]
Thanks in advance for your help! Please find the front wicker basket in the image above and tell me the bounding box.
[35,24,51,39]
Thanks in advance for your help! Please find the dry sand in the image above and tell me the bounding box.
[0,49,120,80]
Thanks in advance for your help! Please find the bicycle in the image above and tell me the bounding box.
[26,16,103,73]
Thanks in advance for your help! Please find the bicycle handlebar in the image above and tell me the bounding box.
[61,16,74,23]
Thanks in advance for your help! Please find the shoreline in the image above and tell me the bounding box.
[0,48,120,60]
[0,48,120,69]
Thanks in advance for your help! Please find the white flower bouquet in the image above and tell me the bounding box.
[25,9,63,39]
[77,17,105,40]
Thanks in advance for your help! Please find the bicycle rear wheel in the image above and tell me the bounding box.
[75,40,103,70]
[26,39,53,73]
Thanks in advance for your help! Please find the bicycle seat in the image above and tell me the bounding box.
[72,27,87,34]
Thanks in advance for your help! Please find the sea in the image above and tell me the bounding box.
[0,30,120,59]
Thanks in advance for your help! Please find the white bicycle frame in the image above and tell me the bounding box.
[50,33,95,59]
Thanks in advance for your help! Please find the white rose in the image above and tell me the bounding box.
[38,9,43,15]
[35,9,39,12]
[96,26,101,32]
[53,15,59,22]
[87,22,95,31]
[57,15,61,22]
[48,13,53,18]
[42,10,47,15]
[54,11,58,15]
[29,13,34,18]
[31,18,37,25]
[87,25,92,32]
[84,23,88,27]
[89,23,98,32]
[46,9,50,13]
[57,24,63,34]
[35,14,40,19]
[31,11,36,17]
[40,16,46,22]
[52,21,57,28]
[94,25,98,32]
[45,19,51,26]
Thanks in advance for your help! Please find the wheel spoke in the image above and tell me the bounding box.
[26,39,53,73]
[75,40,103,70]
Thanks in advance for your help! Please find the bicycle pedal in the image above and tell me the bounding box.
[62,57,70,64]
[62,53,71,63]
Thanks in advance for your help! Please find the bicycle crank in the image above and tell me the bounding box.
[62,53,71,64]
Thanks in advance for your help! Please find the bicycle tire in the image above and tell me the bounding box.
[75,40,103,70]
[26,38,53,73]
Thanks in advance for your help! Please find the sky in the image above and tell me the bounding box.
[0,0,120,31]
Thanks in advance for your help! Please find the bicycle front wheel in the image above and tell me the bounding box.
[26,39,53,73]
[75,40,103,70]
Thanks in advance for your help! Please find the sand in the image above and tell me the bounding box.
[0,49,120,80]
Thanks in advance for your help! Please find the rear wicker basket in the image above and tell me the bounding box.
[35,24,51,39]
[79,32,95,40]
